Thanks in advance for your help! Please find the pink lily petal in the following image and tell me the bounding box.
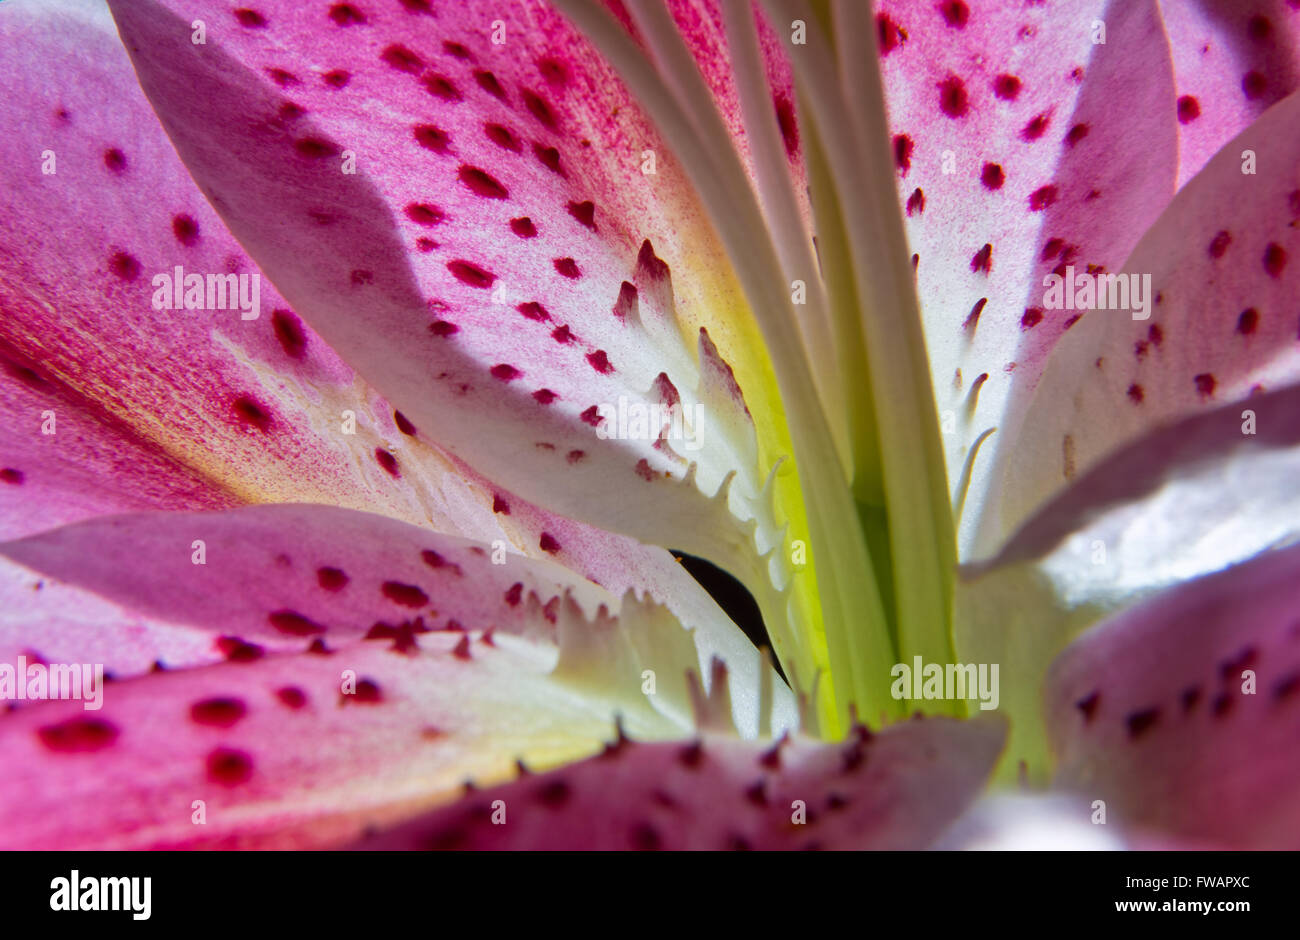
[0,503,790,848]
[348,715,1007,850]
[1160,0,1300,186]
[1045,541,1300,849]
[873,0,1180,555]
[957,382,1300,781]
[995,87,1300,542]
[104,0,801,632]
[0,356,237,539]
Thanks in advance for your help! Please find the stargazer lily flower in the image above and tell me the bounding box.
[0,0,1298,850]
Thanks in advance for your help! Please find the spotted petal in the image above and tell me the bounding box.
[0,503,794,848]
[348,715,1007,850]
[1045,540,1300,849]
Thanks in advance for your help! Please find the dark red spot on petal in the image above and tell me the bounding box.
[207,747,254,785]
[586,350,614,374]
[1242,70,1267,100]
[485,123,521,152]
[533,388,557,404]
[992,74,1021,100]
[539,532,561,553]
[328,3,366,25]
[375,447,400,477]
[294,136,337,158]
[580,405,602,427]
[422,73,462,101]
[970,243,992,274]
[1208,230,1231,259]
[277,686,307,708]
[938,1,969,28]
[317,566,349,590]
[568,200,597,230]
[405,203,446,226]
[217,636,265,662]
[447,260,496,288]
[171,213,200,246]
[382,44,423,73]
[552,324,575,344]
[1021,112,1051,141]
[492,493,510,514]
[474,69,508,101]
[1177,95,1200,124]
[554,257,581,279]
[491,363,522,381]
[1021,307,1044,329]
[533,143,563,175]
[458,165,508,199]
[323,69,351,88]
[511,217,538,238]
[38,717,118,752]
[1237,308,1260,335]
[521,89,557,129]
[271,309,306,358]
[938,75,969,118]
[1127,383,1144,404]
[234,8,267,28]
[877,13,907,56]
[980,162,1004,190]
[232,396,272,431]
[269,609,325,636]
[1076,691,1100,722]
[103,148,127,173]
[893,134,913,175]
[108,251,140,281]
[0,468,24,485]
[413,124,451,153]
[191,697,247,728]
[1028,185,1058,211]
[1194,373,1217,397]
[1065,123,1089,147]
[1126,707,1160,739]
[429,319,459,337]
[382,581,428,608]
[906,187,925,216]
[1263,242,1287,278]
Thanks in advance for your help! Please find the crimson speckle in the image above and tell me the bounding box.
[1076,691,1100,721]
[382,581,429,608]
[443,40,472,58]
[1041,237,1064,260]
[1263,242,1287,278]
[458,165,509,199]
[405,203,446,226]
[429,319,459,337]
[1127,383,1144,404]
[1065,123,1089,146]
[533,389,557,404]
[554,257,581,278]
[0,468,23,485]
[268,68,300,87]
[382,44,424,73]
[587,350,614,374]
[938,1,969,28]
[630,823,663,851]
[108,251,140,281]
[1149,323,1163,345]
[1177,95,1200,123]
[207,747,254,785]
[394,411,417,435]
[1126,708,1160,739]
[493,493,510,514]
[474,69,508,101]
[271,309,306,358]
[1028,185,1058,211]
[521,88,558,128]
[413,124,451,153]
[217,635,265,662]
[447,260,496,288]
[172,214,200,246]
[1237,308,1260,335]
[38,717,118,752]
[269,609,325,636]
[1021,307,1044,329]
[774,94,799,155]
[877,13,906,56]
[1208,230,1231,258]
[539,533,561,553]
[970,243,992,274]
[980,162,1005,190]
[375,448,400,477]
[234,8,267,28]
[568,200,597,230]
[937,75,969,118]
[552,324,574,344]
[423,74,462,101]
[1194,373,1217,397]
[992,74,1021,100]
[1242,71,1267,100]
[317,566,349,590]
[504,582,523,606]
[567,449,585,463]
[491,363,522,381]
[294,136,338,158]
[518,301,550,322]
[534,144,563,175]
[232,396,272,431]
[191,697,247,728]
[323,69,351,88]
[103,148,127,173]
[511,217,538,238]
[328,3,366,25]
[485,123,521,151]
[906,188,925,216]
[1021,112,1051,141]
[893,134,913,174]
[635,459,656,481]
[580,405,602,427]
[277,686,307,709]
